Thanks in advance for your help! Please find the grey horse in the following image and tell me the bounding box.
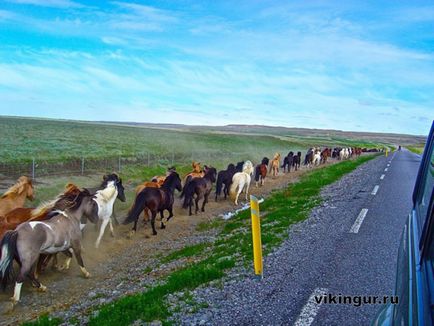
[0,184,98,307]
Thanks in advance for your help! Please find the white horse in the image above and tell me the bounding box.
[82,174,126,248]
[312,149,321,166]
[230,172,251,205]
[242,160,254,176]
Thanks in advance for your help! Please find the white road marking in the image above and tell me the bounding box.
[371,185,379,195]
[384,168,388,172]
[294,287,328,326]
[380,174,385,180]
[349,209,369,234]
[387,164,390,167]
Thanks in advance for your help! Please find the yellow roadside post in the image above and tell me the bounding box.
[250,195,263,277]
[385,149,389,157]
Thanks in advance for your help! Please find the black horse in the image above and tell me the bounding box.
[292,151,301,171]
[183,167,217,215]
[281,152,294,173]
[215,163,236,201]
[235,161,244,173]
[304,148,314,166]
[124,172,182,235]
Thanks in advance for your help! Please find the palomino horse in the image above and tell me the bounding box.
[255,157,269,187]
[124,172,182,235]
[0,176,34,216]
[0,183,83,239]
[0,185,98,307]
[281,152,294,173]
[182,168,217,216]
[215,163,236,201]
[269,153,281,177]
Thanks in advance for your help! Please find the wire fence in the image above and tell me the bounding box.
[0,149,291,181]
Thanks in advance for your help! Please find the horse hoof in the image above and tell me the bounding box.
[127,231,135,239]
[152,232,157,236]
[37,285,47,292]
[161,225,166,229]
[57,265,68,271]
[83,272,91,279]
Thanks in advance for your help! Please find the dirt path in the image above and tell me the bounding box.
[0,160,342,325]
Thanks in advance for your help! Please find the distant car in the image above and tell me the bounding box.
[372,121,434,326]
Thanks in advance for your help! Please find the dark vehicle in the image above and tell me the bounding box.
[373,121,434,326]
[398,145,402,151]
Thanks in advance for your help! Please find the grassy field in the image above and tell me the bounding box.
[0,116,383,165]
[24,154,378,325]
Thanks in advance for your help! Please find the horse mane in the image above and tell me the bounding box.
[30,183,86,220]
[100,173,120,188]
[95,181,117,202]
[1,176,32,198]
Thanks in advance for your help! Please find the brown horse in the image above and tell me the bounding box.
[255,157,269,187]
[269,153,281,177]
[182,167,217,216]
[0,176,34,216]
[321,148,331,164]
[0,183,80,240]
[124,172,182,236]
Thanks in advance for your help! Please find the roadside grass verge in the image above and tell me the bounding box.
[24,154,378,326]
[407,145,425,155]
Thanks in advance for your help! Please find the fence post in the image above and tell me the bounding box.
[81,157,85,175]
[118,157,122,172]
[32,158,35,180]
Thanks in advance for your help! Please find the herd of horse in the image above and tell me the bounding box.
[0,146,361,306]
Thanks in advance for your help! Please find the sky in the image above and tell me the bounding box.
[0,0,433,135]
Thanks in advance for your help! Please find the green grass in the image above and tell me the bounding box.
[407,144,425,155]
[160,243,209,264]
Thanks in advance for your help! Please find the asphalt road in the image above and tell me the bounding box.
[180,150,421,326]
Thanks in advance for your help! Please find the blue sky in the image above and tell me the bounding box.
[0,0,432,135]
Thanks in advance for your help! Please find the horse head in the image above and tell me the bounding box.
[203,167,217,183]
[227,163,236,172]
[164,172,182,192]
[20,176,35,201]
[102,173,126,202]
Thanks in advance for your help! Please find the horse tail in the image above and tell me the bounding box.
[215,173,223,197]
[180,176,192,198]
[229,176,239,200]
[0,230,18,290]
[123,191,147,225]
[254,165,261,182]
[182,181,195,209]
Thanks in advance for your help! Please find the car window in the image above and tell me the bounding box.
[417,144,434,226]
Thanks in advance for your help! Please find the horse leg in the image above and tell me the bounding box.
[195,195,201,214]
[245,182,250,201]
[167,206,174,221]
[71,241,90,278]
[57,249,73,271]
[202,193,209,212]
[109,218,115,237]
[160,210,166,229]
[29,264,47,292]
[150,210,157,235]
[95,217,110,248]
[189,196,193,216]
[12,253,40,304]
